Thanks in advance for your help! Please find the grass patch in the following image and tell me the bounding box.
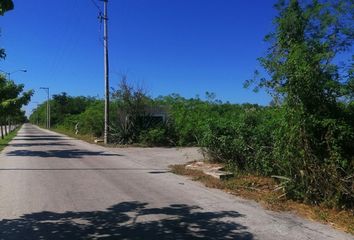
[170,163,354,235]
[0,127,21,152]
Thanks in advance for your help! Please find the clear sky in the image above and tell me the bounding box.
[1,0,277,115]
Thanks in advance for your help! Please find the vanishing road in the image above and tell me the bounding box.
[0,124,352,240]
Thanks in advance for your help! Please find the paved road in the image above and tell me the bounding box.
[0,124,352,240]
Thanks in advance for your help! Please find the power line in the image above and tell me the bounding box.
[89,0,103,15]
[90,0,105,46]
[47,0,80,86]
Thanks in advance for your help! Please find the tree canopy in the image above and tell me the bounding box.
[0,0,14,15]
[258,0,353,107]
[0,74,33,137]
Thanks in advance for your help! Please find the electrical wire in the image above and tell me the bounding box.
[89,0,103,15]
[89,0,105,46]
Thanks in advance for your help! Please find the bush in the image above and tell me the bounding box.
[55,101,104,138]
[271,110,354,208]
[139,127,167,146]
[200,106,278,174]
[79,102,104,137]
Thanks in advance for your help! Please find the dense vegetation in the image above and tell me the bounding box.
[30,0,353,209]
[0,0,32,138]
[30,93,104,137]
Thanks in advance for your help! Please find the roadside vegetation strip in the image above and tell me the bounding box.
[50,126,164,148]
[0,126,21,152]
[50,127,97,144]
[170,164,354,235]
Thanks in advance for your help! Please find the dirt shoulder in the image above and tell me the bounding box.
[170,163,354,235]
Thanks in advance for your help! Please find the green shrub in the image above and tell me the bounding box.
[272,110,354,208]
[139,127,168,146]
[200,106,278,174]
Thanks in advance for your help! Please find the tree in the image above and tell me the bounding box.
[110,76,152,144]
[257,0,353,108]
[0,0,14,15]
[0,75,33,138]
[250,0,354,207]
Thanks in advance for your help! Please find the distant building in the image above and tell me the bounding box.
[143,105,169,122]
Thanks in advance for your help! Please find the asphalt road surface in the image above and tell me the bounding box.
[0,124,352,240]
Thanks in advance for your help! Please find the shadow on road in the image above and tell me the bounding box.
[13,137,70,141]
[9,142,74,147]
[6,149,123,158]
[0,201,253,240]
[15,135,65,138]
[0,168,168,171]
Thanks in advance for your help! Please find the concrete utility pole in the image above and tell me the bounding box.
[40,87,50,129]
[102,0,109,144]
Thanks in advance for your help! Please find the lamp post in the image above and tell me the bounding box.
[0,69,27,80]
[40,87,50,129]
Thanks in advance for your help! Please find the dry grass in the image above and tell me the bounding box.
[170,163,354,235]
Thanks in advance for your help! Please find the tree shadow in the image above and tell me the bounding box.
[14,137,69,141]
[5,149,124,158]
[148,170,170,174]
[0,168,168,171]
[15,135,65,138]
[9,143,74,147]
[0,201,253,240]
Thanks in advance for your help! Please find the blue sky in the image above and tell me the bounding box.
[1,0,277,115]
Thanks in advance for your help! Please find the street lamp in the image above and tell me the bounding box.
[40,87,50,129]
[0,69,27,80]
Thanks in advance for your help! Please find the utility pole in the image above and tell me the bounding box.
[102,0,109,144]
[40,87,50,128]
